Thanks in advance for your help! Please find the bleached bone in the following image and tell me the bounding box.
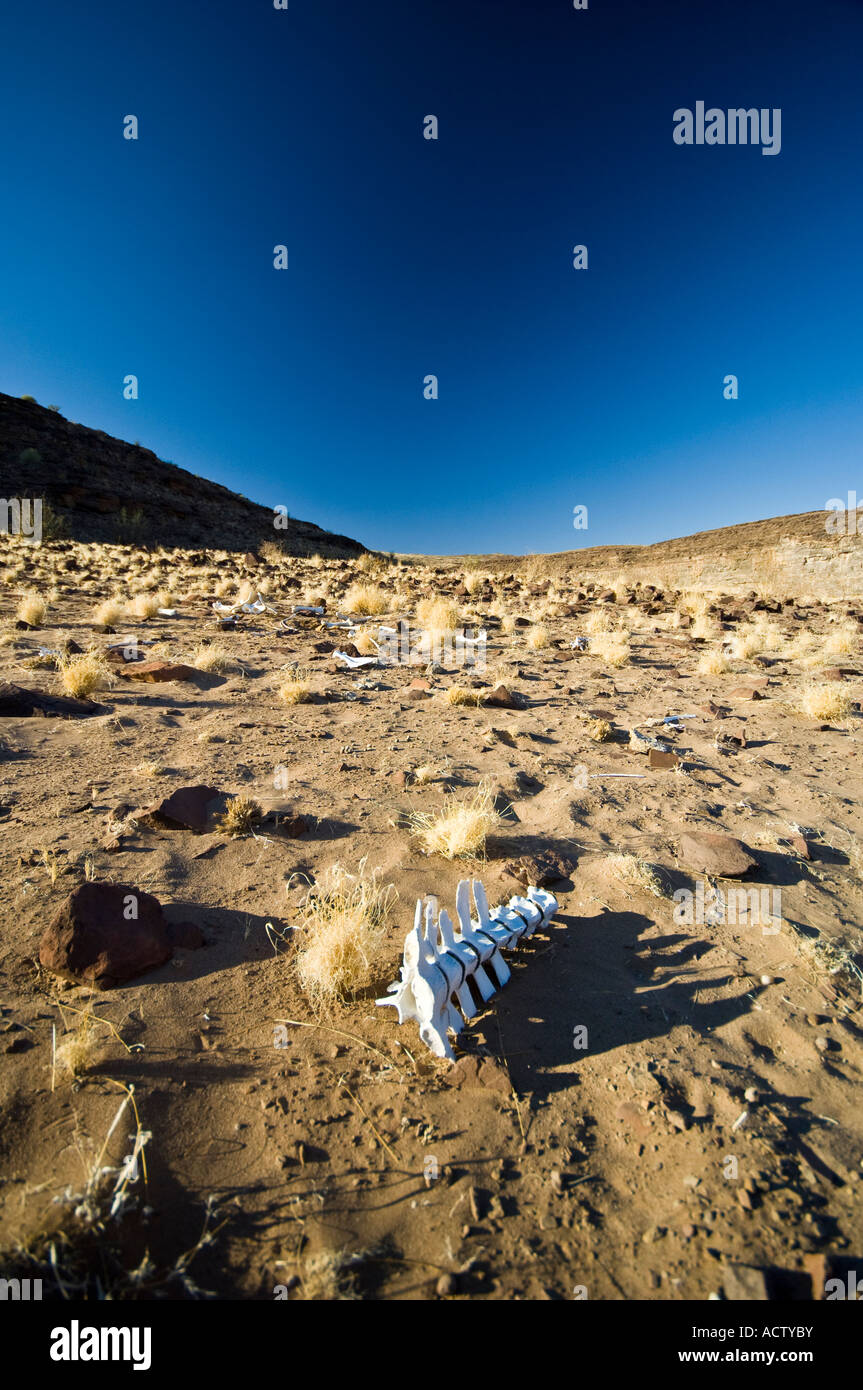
[377,878,558,1060]
[334,650,378,669]
[212,595,268,615]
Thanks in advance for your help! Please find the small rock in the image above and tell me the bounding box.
[436,1273,458,1297]
[677,831,757,878]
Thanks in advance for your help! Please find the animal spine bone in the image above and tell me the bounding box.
[376,879,557,1060]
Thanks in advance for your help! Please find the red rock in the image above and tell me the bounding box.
[139,785,224,832]
[503,851,575,888]
[483,685,518,709]
[117,661,200,683]
[729,685,764,700]
[0,682,102,719]
[677,831,757,877]
[39,881,173,988]
[789,834,811,860]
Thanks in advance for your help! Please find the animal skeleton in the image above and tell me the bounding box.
[376,878,557,1060]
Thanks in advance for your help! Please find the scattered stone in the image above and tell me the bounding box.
[0,682,103,719]
[483,685,518,709]
[138,785,224,833]
[436,1273,458,1297]
[789,834,811,860]
[729,685,765,701]
[39,881,174,988]
[116,661,201,683]
[503,851,575,889]
[648,748,680,770]
[677,831,757,877]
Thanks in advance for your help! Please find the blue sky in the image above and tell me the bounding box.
[1,0,861,555]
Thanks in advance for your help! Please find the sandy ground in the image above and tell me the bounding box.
[0,553,861,1300]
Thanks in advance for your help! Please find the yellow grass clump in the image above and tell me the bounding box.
[526,624,550,650]
[128,593,161,619]
[16,590,47,626]
[293,859,396,1009]
[590,629,631,667]
[408,781,502,860]
[444,685,484,706]
[794,683,853,722]
[92,598,126,628]
[343,582,389,615]
[217,795,263,836]
[278,665,314,705]
[190,640,234,673]
[56,650,113,699]
[697,646,731,675]
[415,596,461,640]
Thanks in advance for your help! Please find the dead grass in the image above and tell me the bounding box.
[415,596,461,640]
[589,629,631,668]
[526,624,550,650]
[56,650,114,699]
[293,859,395,1009]
[408,781,502,859]
[92,598,126,628]
[190,640,234,673]
[278,666,314,705]
[793,683,853,722]
[606,852,667,899]
[16,590,47,626]
[128,593,160,619]
[217,795,263,836]
[444,686,484,707]
[697,647,732,675]
[343,583,389,616]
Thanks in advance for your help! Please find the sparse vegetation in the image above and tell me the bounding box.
[408,781,502,859]
[293,859,396,1008]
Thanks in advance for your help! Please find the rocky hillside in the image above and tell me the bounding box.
[0,393,364,555]
[426,508,863,601]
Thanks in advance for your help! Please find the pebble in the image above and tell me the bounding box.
[436,1273,458,1297]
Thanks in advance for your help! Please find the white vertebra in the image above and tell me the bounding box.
[376,878,558,1061]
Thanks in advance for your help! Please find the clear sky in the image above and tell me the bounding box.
[1,0,861,555]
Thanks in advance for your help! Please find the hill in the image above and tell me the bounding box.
[0,393,364,555]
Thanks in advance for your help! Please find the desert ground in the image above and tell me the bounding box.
[0,538,861,1300]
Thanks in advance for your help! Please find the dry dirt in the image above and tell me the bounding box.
[1,543,861,1301]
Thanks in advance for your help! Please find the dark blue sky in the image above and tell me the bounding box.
[2,0,861,554]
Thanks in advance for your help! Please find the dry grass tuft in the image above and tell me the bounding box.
[56,650,113,699]
[408,781,502,860]
[190,640,234,673]
[343,583,389,616]
[415,596,461,641]
[293,859,395,1009]
[445,686,484,707]
[526,624,550,650]
[92,598,126,628]
[697,646,731,675]
[128,593,160,619]
[607,852,667,898]
[217,795,263,836]
[793,683,853,722]
[589,629,631,668]
[17,590,47,626]
[278,665,314,705]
